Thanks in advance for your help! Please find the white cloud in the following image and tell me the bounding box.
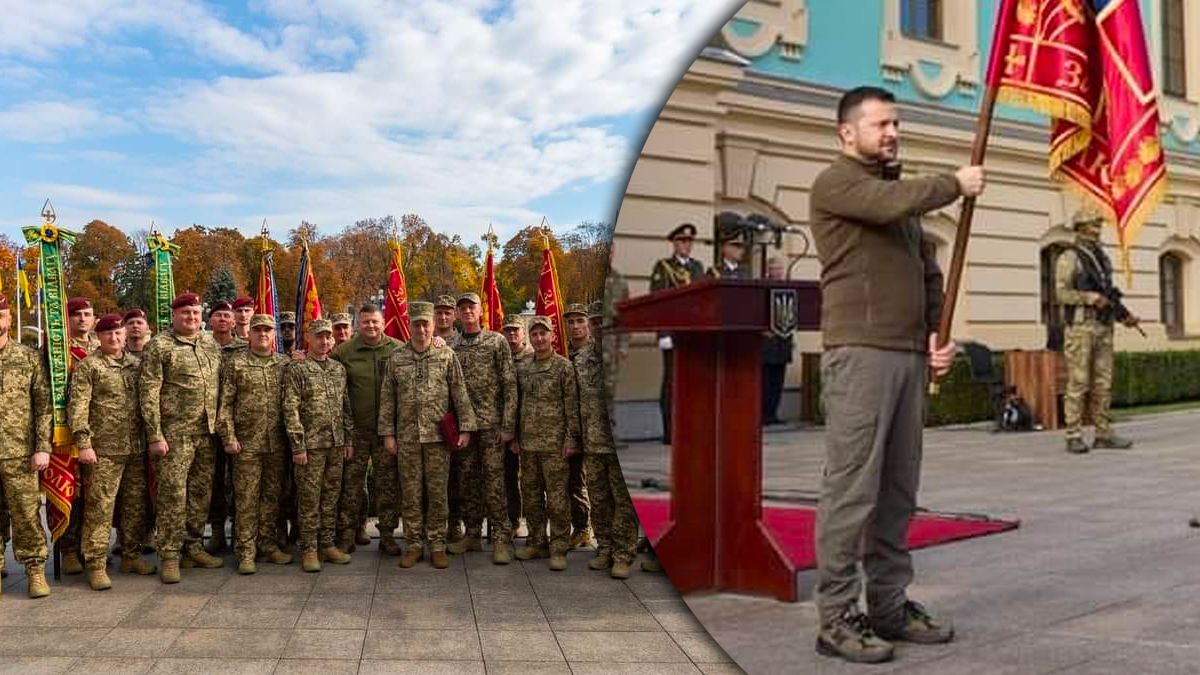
[27,183,157,210]
[0,101,131,143]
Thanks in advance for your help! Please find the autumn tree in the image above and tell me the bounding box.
[325,216,395,306]
[113,230,153,313]
[171,226,249,298]
[64,220,136,314]
[558,220,613,304]
[496,226,567,315]
[397,214,480,301]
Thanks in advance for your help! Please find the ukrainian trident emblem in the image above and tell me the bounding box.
[769,288,798,338]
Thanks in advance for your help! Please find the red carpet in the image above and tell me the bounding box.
[632,494,1018,570]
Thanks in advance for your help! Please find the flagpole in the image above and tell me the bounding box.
[14,259,21,345]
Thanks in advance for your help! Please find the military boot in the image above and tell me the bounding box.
[871,601,955,645]
[430,549,450,569]
[515,544,550,560]
[120,556,157,575]
[1093,434,1134,450]
[1065,437,1089,454]
[160,559,181,584]
[184,544,224,569]
[570,526,596,550]
[548,554,568,571]
[398,546,424,569]
[238,558,257,575]
[355,525,371,546]
[588,550,613,571]
[87,568,113,591]
[378,532,402,556]
[816,607,894,664]
[447,521,464,544]
[640,557,662,573]
[320,546,351,564]
[264,549,294,565]
[301,551,322,573]
[61,551,84,575]
[26,563,50,599]
[610,560,632,580]
[492,542,513,565]
[447,535,482,555]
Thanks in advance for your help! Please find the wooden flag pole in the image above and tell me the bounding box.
[930,83,1000,394]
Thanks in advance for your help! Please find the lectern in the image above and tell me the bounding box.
[617,278,821,601]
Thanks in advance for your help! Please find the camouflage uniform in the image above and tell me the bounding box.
[378,341,477,552]
[435,296,466,538]
[138,328,222,560]
[0,339,51,570]
[208,336,248,546]
[58,333,101,562]
[516,349,581,557]
[575,343,637,566]
[68,350,148,570]
[507,334,535,528]
[1055,222,1126,446]
[283,356,354,553]
[331,333,404,543]
[603,269,631,423]
[449,328,518,545]
[218,348,290,561]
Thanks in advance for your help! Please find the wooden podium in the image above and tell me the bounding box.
[617,278,820,600]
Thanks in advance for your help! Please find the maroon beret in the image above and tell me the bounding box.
[210,300,234,314]
[0,295,8,311]
[232,297,254,310]
[171,292,201,310]
[122,308,146,323]
[95,313,124,333]
[67,297,92,315]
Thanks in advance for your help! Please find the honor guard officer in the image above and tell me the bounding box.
[710,230,751,279]
[1055,207,1139,454]
[649,223,704,444]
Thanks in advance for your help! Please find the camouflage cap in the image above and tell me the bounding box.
[587,301,604,319]
[307,318,333,334]
[410,301,435,322]
[330,312,352,326]
[279,311,296,325]
[502,315,525,331]
[563,303,588,318]
[434,295,456,309]
[456,292,481,306]
[250,314,276,329]
[527,315,554,332]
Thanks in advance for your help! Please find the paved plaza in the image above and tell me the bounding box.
[1,533,738,674]
[622,409,1200,674]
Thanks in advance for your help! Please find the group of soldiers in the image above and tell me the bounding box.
[0,284,649,598]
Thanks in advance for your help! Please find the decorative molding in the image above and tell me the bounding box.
[880,0,980,100]
[1149,0,1200,145]
[720,0,808,61]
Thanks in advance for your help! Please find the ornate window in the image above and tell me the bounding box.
[1040,244,1070,351]
[1162,0,1188,98]
[1160,252,1184,336]
[901,0,942,41]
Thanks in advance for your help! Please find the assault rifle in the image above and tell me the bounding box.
[1075,247,1146,337]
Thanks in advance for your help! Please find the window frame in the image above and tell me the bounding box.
[1160,252,1184,337]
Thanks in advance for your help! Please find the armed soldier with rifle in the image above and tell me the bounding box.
[1055,207,1141,455]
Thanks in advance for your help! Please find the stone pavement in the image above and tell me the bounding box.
[0,531,739,674]
[621,410,1200,674]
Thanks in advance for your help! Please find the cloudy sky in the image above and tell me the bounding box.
[0,0,740,246]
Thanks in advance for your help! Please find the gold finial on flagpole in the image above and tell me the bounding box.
[41,199,55,224]
[481,222,499,250]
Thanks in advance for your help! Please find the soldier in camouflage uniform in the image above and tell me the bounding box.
[232,297,254,340]
[59,296,101,575]
[502,316,533,532]
[433,295,466,543]
[563,303,595,549]
[218,314,294,573]
[138,292,223,583]
[332,304,403,555]
[447,293,518,563]
[576,305,638,579]
[0,295,53,598]
[123,308,153,353]
[69,314,156,590]
[514,316,581,571]
[1055,208,1139,454]
[380,302,478,570]
[331,312,354,347]
[205,300,248,556]
[279,311,298,354]
[283,319,355,572]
